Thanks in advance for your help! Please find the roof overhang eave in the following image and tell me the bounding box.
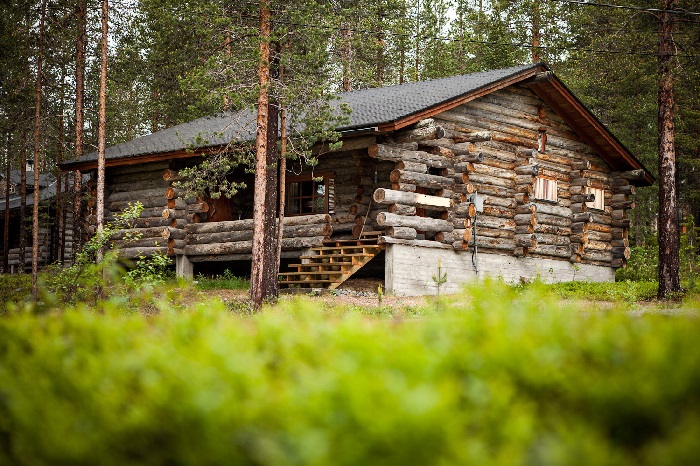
[376,64,548,133]
[527,77,654,186]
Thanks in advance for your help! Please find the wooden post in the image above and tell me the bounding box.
[176,254,193,279]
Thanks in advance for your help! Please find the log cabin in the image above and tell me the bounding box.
[0,169,79,273]
[59,63,653,296]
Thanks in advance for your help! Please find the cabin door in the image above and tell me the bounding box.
[204,196,235,222]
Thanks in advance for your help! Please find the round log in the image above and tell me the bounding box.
[468,173,514,189]
[376,212,453,232]
[368,144,451,168]
[107,188,165,203]
[527,245,571,259]
[162,227,187,240]
[532,203,571,217]
[118,246,169,259]
[536,213,572,228]
[391,182,417,192]
[396,160,428,173]
[476,226,514,239]
[611,258,625,268]
[482,206,514,219]
[514,192,530,204]
[452,152,484,163]
[373,188,452,210]
[388,204,417,216]
[395,123,445,143]
[162,169,184,181]
[515,234,537,249]
[582,250,613,262]
[386,227,417,240]
[514,214,537,226]
[283,213,331,226]
[162,208,186,219]
[390,170,455,189]
[483,195,516,209]
[516,204,537,215]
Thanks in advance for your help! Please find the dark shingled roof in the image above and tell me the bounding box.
[339,63,538,130]
[64,64,539,166]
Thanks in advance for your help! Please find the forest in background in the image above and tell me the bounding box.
[1,0,699,246]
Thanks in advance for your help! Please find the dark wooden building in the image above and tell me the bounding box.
[59,63,653,295]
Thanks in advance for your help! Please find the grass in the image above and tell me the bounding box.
[194,270,250,291]
[535,280,659,303]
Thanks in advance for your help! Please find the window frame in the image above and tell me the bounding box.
[585,186,605,211]
[533,175,558,203]
[285,172,335,217]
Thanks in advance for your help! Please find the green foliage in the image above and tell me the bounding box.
[195,269,250,291]
[0,274,31,307]
[616,217,700,289]
[124,252,174,289]
[431,258,448,297]
[41,203,144,305]
[616,244,658,283]
[543,280,658,303]
[1,281,699,464]
[681,215,699,292]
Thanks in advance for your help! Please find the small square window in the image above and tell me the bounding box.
[586,187,605,210]
[285,174,335,216]
[534,177,557,202]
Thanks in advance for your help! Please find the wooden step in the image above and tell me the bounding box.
[279,272,345,280]
[299,253,374,260]
[280,236,384,290]
[279,280,334,286]
[312,247,383,255]
[287,263,352,270]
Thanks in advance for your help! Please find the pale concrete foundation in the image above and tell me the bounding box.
[385,243,615,296]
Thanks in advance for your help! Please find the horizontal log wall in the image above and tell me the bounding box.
[182,214,331,256]
[97,162,200,258]
[435,85,632,266]
[369,86,633,267]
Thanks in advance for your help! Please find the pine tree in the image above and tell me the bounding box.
[31,0,47,297]
[657,0,680,297]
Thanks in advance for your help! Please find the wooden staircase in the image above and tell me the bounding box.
[278,233,384,290]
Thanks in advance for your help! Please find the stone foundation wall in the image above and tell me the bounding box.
[385,243,614,296]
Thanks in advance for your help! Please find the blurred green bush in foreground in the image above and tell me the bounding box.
[0,282,699,465]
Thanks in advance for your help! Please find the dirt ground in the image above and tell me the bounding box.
[200,277,429,311]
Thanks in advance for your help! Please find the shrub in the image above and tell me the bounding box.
[0,274,31,307]
[616,244,658,282]
[124,251,174,288]
[1,281,699,465]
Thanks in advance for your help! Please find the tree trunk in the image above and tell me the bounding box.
[262,42,280,300]
[657,0,681,298]
[19,130,27,271]
[73,0,86,262]
[3,132,11,273]
[376,8,384,86]
[276,98,287,274]
[96,0,109,246]
[32,0,46,297]
[341,26,352,91]
[250,0,271,310]
[55,69,66,264]
[531,0,541,63]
